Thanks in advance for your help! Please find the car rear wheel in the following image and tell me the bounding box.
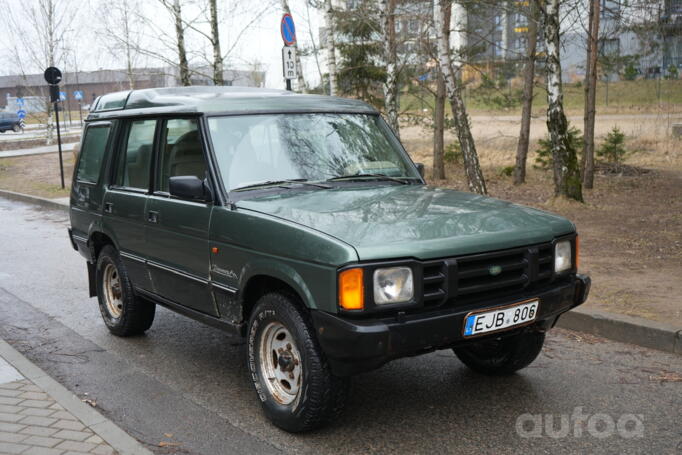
[247,292,349,432]
[453,331,545,376]
[96,245,155,336]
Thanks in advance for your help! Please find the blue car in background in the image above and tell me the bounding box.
[0,112,24,133]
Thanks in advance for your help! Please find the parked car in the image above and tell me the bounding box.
[68,87,590,432]
[0,112,24,133]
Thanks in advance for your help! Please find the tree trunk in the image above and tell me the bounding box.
[209,0,224,85]
[582,0,600,189]
[514,0,538,185]
[325,0,337,96]
[433,0,487,195]
[379,0,400,138]
[433,68,446,180]
[173,0,191,86]
[543,0,583,201]
[281,0,307,92]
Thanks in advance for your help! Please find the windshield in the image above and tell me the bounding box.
[207,113,420,191]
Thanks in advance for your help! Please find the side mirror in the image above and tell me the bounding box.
[415,163,425,178]
[169,176,212,202]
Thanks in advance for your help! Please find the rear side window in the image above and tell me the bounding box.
[115,119,156,190]
[156,118,206,192]
[76,125,111,183]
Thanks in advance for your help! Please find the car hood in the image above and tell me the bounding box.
[236,185,575,261]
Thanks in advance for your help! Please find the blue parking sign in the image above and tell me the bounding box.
[59,91,66,101]
[16,97,24,106]
[17,109,26,119]
[73,90,83,101]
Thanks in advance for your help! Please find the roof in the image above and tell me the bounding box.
[86,86,376,120]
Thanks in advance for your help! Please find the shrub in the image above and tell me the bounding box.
[444,142,462,164]
[665,65,679,80]
[597,126,627,164]
[623,63,638,81]
[534,126,584,170]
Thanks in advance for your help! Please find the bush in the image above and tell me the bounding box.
[597,126,627,164]
[623,63,638,81]
[444,142,462,164]
[665,65,679,80]
[534,126,584,170]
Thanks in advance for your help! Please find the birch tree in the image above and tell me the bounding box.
[100,0,143,89]
[208,0,224,85]
[433,0,487,195]
[379,0,399,138]
[170,0,191,85]
[582,0,600,189]
[433,69,446,180]
[541,0,583,201]
[513,0,538,185]
[325,0,338,95]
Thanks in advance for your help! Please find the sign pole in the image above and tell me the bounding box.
[54,99,65,189]
[44,67,65,190]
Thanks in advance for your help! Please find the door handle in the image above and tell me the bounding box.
[104,202,113,214]
[147,210,159,223]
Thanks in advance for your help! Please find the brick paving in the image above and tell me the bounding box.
[0,379,117,455]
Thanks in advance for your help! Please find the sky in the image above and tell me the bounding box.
[0,0,324,90]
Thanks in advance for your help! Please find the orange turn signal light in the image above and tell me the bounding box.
[339,268,364,310]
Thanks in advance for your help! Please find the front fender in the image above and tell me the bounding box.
[238,259,318,310]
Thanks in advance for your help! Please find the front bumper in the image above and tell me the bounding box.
[312,274,591,376]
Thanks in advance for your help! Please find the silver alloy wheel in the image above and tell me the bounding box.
[259,321,303,405]
[103,263,123,318]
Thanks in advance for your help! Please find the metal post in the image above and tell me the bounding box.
[78,101,83,127]
[54,100,65,189]
[286,79,292,91]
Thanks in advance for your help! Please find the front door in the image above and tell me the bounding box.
[145,118,216,316]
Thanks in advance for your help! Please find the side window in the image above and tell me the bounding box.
[76,125,111,183]
[156,118,206,192]
[115,119,156,190]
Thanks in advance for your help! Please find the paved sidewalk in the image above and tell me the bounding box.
[0,143,77,159]
[0,339,153,455]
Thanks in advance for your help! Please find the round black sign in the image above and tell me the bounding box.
[44,67,62,85]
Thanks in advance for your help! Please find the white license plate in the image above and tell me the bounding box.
[463,300,539,337]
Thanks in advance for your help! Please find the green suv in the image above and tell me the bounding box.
[68,87,590,432]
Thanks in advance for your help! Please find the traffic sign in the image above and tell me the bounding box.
[281,13,296,46]
[282,46,297,80]
[16,97,24,107]
[44,67,62,85]
[59,91,67,101]
[73,90,83,101]
[16,109,26,119]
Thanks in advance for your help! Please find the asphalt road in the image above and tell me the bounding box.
[0,198,680,454]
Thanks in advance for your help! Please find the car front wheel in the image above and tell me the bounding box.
[96,245,155,336]
[247,292,349,432]
[453,331,546,376]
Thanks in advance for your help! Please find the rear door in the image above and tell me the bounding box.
[102,118,158,292]
[145,117,216,316]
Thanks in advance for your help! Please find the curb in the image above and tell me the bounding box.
[0,338,154,455]
[557,307,681,355]
[1,191,680,356]
[0,189,68,212]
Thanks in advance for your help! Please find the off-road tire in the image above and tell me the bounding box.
[247,292,349,432]
[96,245,155,336]
[454,331,546,376]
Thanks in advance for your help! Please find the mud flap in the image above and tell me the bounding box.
[87,261,97,297]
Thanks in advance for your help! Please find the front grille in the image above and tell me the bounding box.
[421,242,555,308]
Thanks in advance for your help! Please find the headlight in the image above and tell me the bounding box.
[554,240,572,273]
[373,267,413,304]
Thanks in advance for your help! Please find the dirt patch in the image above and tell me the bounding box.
[404,113,682,327]
[0,153,74,198]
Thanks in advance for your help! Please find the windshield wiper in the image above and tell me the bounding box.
[232,179,331,192]
[327,173,413,185]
